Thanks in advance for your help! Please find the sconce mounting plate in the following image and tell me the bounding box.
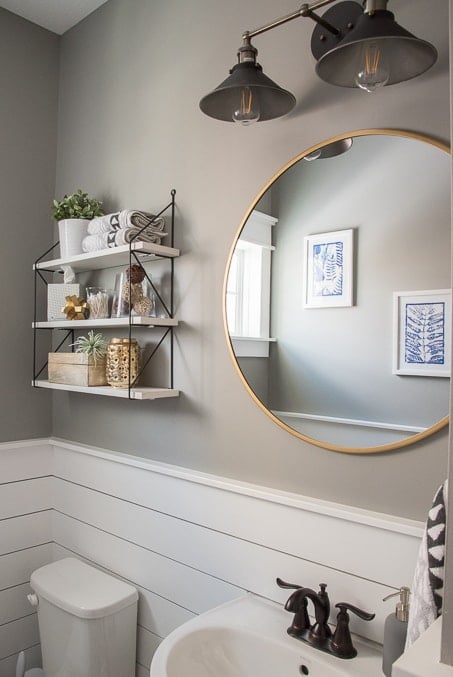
[311,1,363,60]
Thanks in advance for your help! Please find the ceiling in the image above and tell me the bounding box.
[0,0,109,34]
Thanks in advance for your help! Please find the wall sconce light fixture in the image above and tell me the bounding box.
[199,0,437,124]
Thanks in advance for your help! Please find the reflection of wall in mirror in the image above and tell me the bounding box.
[236,135,450,447]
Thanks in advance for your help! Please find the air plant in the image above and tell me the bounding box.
[71,331,107,364]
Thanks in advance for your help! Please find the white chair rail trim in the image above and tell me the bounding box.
[49,437,423,538]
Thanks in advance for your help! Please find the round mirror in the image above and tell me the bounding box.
[224,130,450,453]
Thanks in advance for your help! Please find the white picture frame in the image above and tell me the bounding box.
[393,289,451,377]
[303,228,354,308]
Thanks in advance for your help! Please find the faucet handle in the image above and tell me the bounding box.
[330,602,375,659]
[276,577,302,590]
[335,602,375,622]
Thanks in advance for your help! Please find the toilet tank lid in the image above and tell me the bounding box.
[30,558,138,619]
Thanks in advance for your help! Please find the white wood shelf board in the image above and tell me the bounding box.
[34,242,179,272]
[33,380,179,400]
[33,317,178,329]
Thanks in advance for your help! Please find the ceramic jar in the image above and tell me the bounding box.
[58,218,90,258]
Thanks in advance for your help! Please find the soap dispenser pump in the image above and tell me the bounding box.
[382,586,411,677]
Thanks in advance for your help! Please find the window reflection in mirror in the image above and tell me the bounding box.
[227,210,277,359]
[225,131,450,453]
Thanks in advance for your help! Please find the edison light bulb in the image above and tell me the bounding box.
[355,43,389,93]
[232,87,260,125]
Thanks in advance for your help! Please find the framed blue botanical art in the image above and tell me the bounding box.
[303,228,354,308]
[393,289,451,377]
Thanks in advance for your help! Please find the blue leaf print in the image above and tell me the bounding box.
[312,240,344,297]
[405,302,445,365]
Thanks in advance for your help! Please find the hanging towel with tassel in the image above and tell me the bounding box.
[405,479,448,647]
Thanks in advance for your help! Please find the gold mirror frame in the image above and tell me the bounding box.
[223,129,450,454]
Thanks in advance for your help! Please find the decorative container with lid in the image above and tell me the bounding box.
[106,338,140,388]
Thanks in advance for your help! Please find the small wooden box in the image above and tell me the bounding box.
[48,353,107,386]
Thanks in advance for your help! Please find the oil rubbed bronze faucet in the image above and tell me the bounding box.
[276,578,375,659]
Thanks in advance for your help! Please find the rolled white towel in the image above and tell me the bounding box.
[114,228,165,246]
[82,229,165,252]
[88,210,165,235]
[82,233,109,252]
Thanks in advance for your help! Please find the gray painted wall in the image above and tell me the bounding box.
[0,9,58,441]
[46,0,450,521]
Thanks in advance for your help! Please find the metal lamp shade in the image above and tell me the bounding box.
[199,61,296,122]
[315,10,438,87]
[304,137,353,161]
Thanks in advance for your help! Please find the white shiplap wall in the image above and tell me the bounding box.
[0,441,53,677]
[0,439,424,675]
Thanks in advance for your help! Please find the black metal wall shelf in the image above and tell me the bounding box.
[33,189,180,400]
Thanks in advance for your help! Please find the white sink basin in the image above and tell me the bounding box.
[150,594,382,676]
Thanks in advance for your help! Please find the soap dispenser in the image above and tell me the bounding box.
[382,586,411,677]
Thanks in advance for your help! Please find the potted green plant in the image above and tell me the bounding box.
[53,189,104,258]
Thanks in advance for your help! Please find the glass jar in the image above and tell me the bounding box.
[111,271,157,318]
[106,338,140,388]
[86,287,109,319]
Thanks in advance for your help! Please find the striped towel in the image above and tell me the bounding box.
[88,210,165,235]
[82,210,167,252]
[405,479,447,647]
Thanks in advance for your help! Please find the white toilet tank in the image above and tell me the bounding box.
[30,558,138,677]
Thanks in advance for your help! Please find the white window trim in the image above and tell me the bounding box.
[231,336,277,358]
[227,210,277,358]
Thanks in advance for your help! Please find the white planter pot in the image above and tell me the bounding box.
[58,218,90,258]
